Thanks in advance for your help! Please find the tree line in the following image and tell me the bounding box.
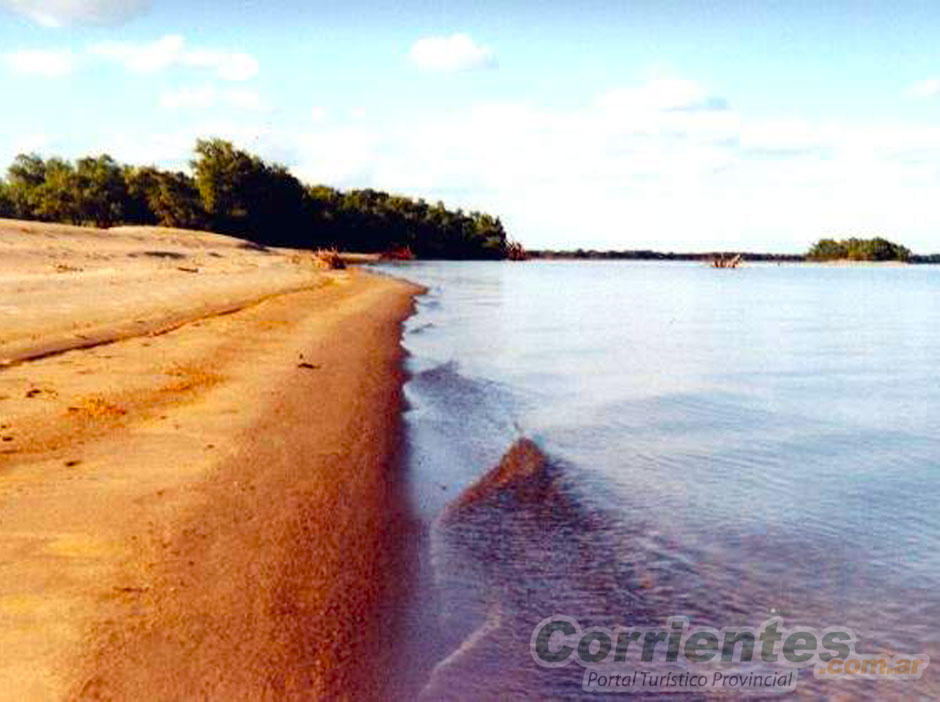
[528,249,804,262]
[0,138,516,260]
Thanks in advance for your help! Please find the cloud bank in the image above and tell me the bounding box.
[271,77,940,251]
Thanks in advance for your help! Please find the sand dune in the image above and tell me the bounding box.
[0,220,420,699]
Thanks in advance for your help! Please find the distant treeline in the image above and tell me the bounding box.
[0,138,516,260]
[807,237,910,262]
[532,238,940,264]
[528,249,805,262]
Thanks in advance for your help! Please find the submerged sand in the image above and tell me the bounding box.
[0,221,420,699]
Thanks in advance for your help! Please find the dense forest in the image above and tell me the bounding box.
[807,237,911,262]
[0,138,518,260]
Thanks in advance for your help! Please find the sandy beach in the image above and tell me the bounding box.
[0,221,420,699]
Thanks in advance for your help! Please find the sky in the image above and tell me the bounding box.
[3,1,940,252]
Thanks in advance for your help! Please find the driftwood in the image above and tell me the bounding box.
[711,254,742,268]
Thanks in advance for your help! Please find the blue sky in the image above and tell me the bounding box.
[3,1,940,251]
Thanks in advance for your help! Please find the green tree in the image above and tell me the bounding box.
[807,238,848,261]
[34,158,79,223]
[74,155,127,227]
[191,138,260,233]
[122,166,160,225]
[125,166,207,229]
[190,138,313,246]
[6,153,47,218]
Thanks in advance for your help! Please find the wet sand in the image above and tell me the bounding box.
[0,221,421,699]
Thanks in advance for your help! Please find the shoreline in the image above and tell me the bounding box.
[0,223,423,699]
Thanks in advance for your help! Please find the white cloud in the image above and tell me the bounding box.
[598,78,717,112]
[90,34,259,81]
[0,0,149,27]
[310,106,327,123]
[2,49,74,77]
[909,78,940,99]
[159,85,268,111]
[408,33,497,72]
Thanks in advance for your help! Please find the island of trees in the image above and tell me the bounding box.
[806,237,911,262]
[0,138,519,260]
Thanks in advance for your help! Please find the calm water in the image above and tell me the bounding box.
[377,261,940,700]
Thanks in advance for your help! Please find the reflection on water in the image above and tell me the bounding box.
[378,261,940,700]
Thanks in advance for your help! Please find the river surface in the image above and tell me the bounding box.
[376,261,940,700]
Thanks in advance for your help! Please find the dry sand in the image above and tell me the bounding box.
[0,219,342,366]
[0,220,421,700]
